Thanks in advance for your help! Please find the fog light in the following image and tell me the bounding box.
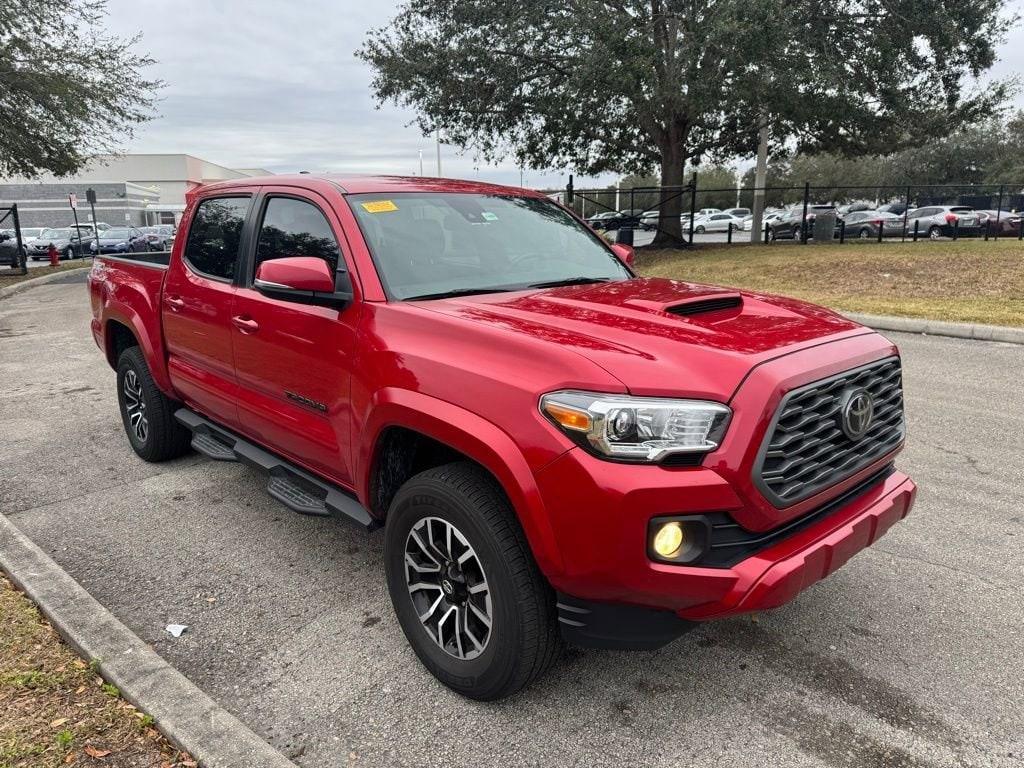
[652,521,684,558]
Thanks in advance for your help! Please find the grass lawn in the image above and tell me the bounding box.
[635,239,1024,327]
[0,576,193,767]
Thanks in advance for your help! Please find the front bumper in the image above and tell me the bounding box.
[548,464,915,646]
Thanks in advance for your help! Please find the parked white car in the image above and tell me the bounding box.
[693,212,743,233]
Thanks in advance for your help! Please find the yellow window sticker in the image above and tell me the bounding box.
[361,200,398,213]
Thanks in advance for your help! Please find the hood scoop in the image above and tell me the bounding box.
[630,292,743,317]
[666,293,742,316]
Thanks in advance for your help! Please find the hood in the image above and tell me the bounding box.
[416,277,869,401]
[97,237,129,245]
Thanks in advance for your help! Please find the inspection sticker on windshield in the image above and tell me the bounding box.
[361,200,398,213]
[481,211,499,221]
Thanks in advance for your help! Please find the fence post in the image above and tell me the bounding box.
[764,222,770,244]
[877,218,883,243]
[11,203,27,275]
[727,222,733,243]
[566,174,574,205]
[952,218,959,240]
[913,220,919,242]
[687,172,698,244]
[994,185,1004,241]
[839,219,846,244]
[800,182,810,244]
[901,186,910,242]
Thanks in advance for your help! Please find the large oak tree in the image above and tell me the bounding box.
[360,0,1011,244]
[0,0,160,178]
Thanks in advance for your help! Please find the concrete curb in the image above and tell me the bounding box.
[845,312,1024,345]
[0,513,296,768]
[0,264,91,300]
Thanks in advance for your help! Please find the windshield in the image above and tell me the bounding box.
[41,228,71,239]
[349,193,631,300]
[104,228,131,238]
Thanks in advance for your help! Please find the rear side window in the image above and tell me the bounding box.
[254,197,340,274]
[183,196,250,280]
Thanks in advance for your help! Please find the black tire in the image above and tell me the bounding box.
[63,247,73,261]
[928,225,942,240]
[858,228,872,239]
[116,347,191,462]
[695,225,705,234]
[384,462,561,700]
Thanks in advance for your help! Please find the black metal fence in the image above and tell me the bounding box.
[558,176,1024,247]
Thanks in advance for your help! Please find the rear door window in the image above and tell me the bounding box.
[183,196,251,280]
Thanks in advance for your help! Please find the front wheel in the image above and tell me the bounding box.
[928,226,942,240]
[695,225,706,234]
[116,347,192,461]
[63,247,74,261]
[384,462,561,700]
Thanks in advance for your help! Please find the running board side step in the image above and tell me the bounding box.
[174,408,378,531]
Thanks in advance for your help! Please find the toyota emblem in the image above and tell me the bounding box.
[840,388,874,440]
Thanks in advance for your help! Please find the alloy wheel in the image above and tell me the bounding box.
[123,368,148,443]
[404,516,492,660]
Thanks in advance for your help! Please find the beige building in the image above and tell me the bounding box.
[2,154,272,226]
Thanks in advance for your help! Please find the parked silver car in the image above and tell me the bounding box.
[904,206,980,239]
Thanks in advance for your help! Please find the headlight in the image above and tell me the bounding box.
[540,390,731,463]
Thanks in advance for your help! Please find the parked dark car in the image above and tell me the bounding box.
[88,227,150,255]
[0,231,26,266]
[600,209,645,231]
[878,202,910,216]
[585,211,619,229]
[28,227,89,260]
[837,211,904,239]
[769,205,836,240]
[974,210,1022,237]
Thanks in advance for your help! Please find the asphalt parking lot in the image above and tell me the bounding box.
[1,275,1022,768]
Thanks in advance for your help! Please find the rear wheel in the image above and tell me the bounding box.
[384,462,561,700]
[928,225,942,240]
[858,228,872,239]
[116,347,191,462]
[695,225,706,234]
[63,247,74,260]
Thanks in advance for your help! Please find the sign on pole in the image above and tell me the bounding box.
[69,193,78,209]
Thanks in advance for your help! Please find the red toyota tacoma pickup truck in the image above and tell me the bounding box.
[88,175,916,700]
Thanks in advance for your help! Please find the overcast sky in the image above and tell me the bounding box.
[104,0,1024,188]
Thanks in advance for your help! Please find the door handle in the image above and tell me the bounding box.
[165,295,185,310]
[231,315,259,334]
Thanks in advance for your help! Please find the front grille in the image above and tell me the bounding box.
[754,357,905,507]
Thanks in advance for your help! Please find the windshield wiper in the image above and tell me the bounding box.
[404,286,516,301]
[528,276,612,289]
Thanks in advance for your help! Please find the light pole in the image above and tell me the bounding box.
[418,149,423,176]
[435,128,442,176]
[750,118,769,243]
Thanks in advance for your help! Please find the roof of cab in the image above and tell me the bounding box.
[196,174,548,198]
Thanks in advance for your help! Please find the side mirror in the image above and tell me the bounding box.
[610,243,635,268]
[254,256,353,308]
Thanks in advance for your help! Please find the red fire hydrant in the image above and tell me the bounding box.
[48,243,59,267]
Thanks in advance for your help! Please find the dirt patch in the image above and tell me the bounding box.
[0,575,193,767]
